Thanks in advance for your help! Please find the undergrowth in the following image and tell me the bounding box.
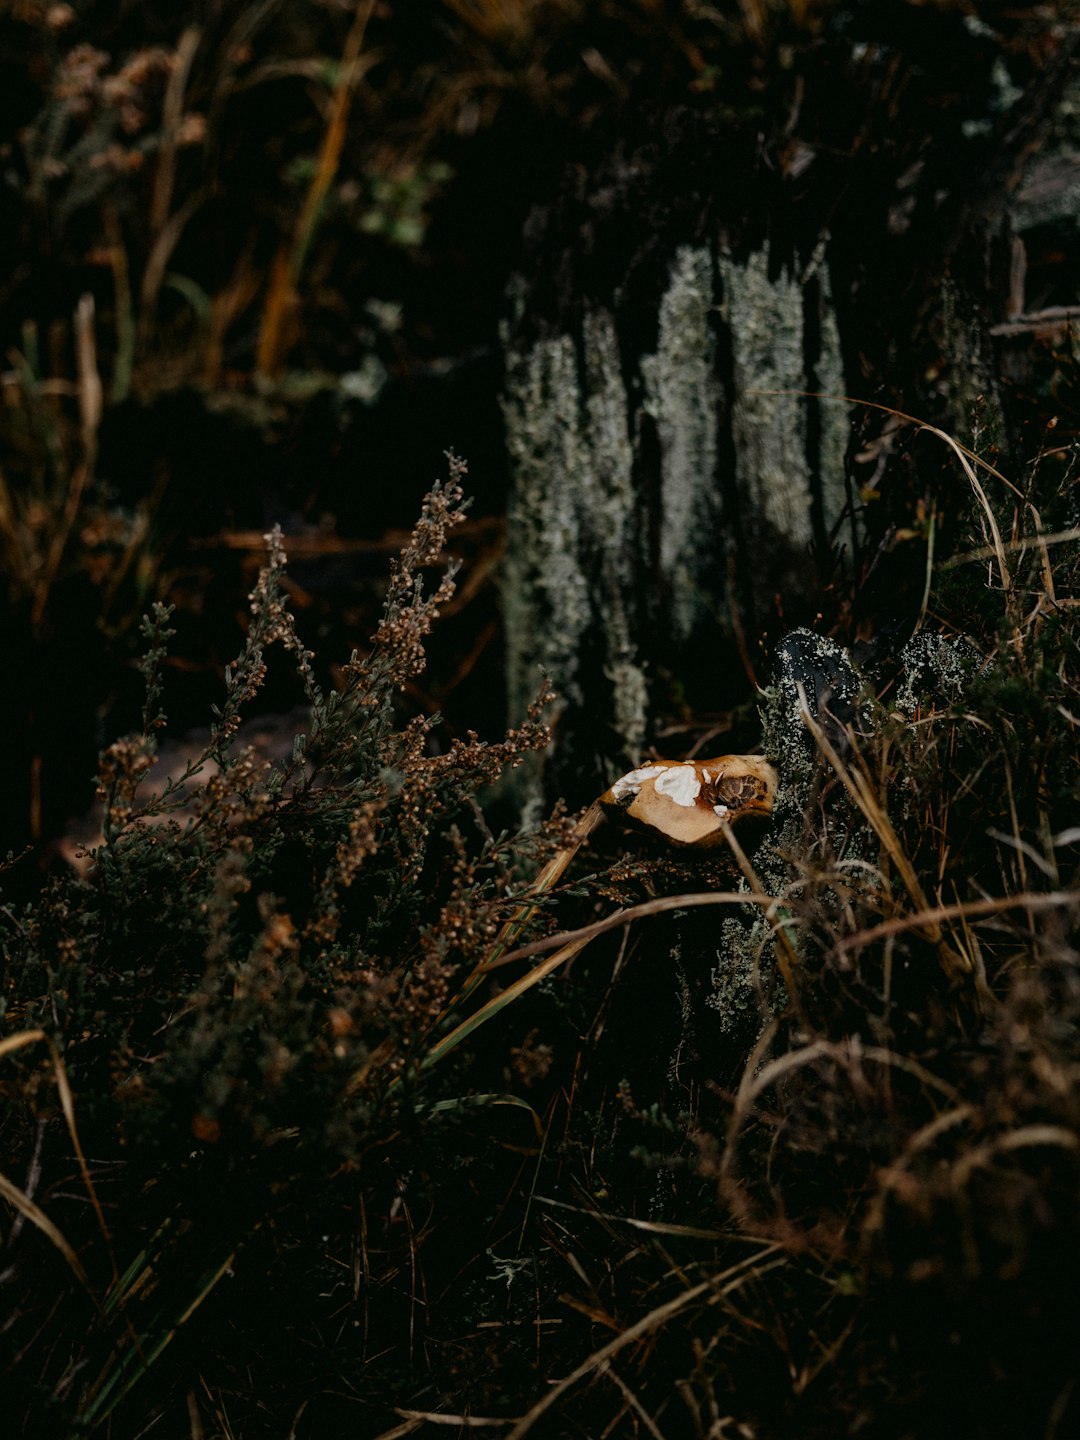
[3,440,1080,1439]
[0,455,564,1435]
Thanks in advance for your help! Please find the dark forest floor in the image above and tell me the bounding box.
[3,5,1080,1437]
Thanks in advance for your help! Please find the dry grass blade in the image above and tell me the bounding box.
[926,423,1011,594]
[1024,503,1057,608]
[795,683,970,975]
[834,888,1080,955]
[149,26,202,234]
[938,526,1080,573]
[392,1411,511,1428]
[505,1246,784,1440]
[31,294,99,630]
[0,1167,94,1294]
[917,505,936,629]
[0,1028,47,1060]
[720,818,806,1025]
[47,1038,117,1279]
[256,0,377,378]
[602,1365,666,1440]
[479,889,788,975]
[949,1125,1079,1189]
[1,1027,117,1286]
[445,801,604,1014]
[535,1194,731,1241]
[374,1420,422,1440]
[798,689,923,905]
[423,933,593,1070]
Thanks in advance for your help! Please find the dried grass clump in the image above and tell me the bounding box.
[458,434,1080,1440]
[531,440,1080,1440]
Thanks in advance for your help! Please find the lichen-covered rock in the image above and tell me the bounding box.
[755,628,868,882]
[706,629,868,1029]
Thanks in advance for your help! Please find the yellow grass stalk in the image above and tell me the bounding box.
[256,1,376,379]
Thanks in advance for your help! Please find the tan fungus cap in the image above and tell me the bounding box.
[600,755,777,848]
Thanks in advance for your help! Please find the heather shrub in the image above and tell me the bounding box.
[0,456,562,1433]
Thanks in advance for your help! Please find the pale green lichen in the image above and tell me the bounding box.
[708,913,777,1030]
[607,656,650,762]
[583,310,649,760]
[502,307,648,764]
[720,244,814,552]
[707,630,869,1030]
[502,329,594,715]
[640,245,721,641]
[752,629,866,889]
[895,631,989,714]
